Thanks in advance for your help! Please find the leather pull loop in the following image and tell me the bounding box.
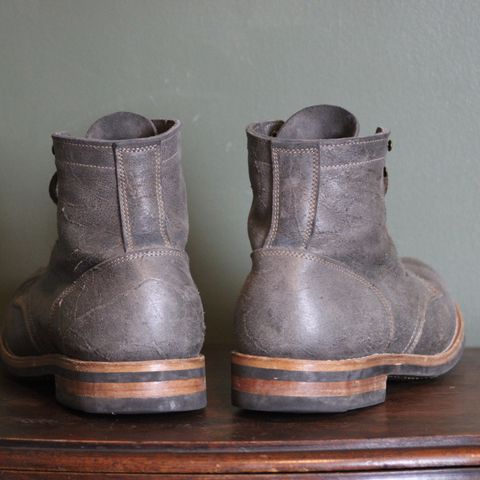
[49,171,58,204]
[265,144,320,249]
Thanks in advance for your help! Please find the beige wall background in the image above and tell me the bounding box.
[0,0,479,346]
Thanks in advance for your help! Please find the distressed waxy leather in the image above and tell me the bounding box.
[234,105,457,360]
[3,112,204,362]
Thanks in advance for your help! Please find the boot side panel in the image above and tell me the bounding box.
[3,302,40,356]
[3,270,67,356]
[234,249,393,360]
[54,139,124,272]
[52,250,204,361]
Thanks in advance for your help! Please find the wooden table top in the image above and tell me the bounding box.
[0,347,479,477]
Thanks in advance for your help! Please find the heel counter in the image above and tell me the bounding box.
[234,249,393,360]
[54,249,204,361]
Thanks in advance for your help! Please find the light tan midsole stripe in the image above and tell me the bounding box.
[232,375,387,398]
[56,377,206,399]
[0,338,205,373]
[232,306,464,373]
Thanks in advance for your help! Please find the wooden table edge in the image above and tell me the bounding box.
[0,445,479,474]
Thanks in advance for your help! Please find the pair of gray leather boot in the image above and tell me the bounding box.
[2,106,464,414]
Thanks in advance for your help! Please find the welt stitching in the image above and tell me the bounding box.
[49,249,185,321]
[55,141,159,152]
[264,148,280,247]
[62,161,114,170]
[257,249,396,343]
[107,249,185,266]
[118,145,158,153]
[272,147,318,154]
[270,139,386,153]
[54,141,112,150]
[155,145,171,247]
[303,148,319,247]
[319,138,387,149]
[320,156,385,171]
[116,150,134,251]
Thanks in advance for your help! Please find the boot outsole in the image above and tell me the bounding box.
[232,305,465,413]
[0,343,207,414]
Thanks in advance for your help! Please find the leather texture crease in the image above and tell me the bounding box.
[235,105,458,361]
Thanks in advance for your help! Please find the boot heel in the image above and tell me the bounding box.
[54,355,206,414]
[231,352,387,413]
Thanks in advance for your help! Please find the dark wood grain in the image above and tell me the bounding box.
[2,470,480,479]
[0,347,479,478]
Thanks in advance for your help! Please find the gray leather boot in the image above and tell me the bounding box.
[1,112,206,413]
[232,105,464,413]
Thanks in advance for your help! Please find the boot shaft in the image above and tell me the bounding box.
[51,119,188,274]
[246,119,392,268]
